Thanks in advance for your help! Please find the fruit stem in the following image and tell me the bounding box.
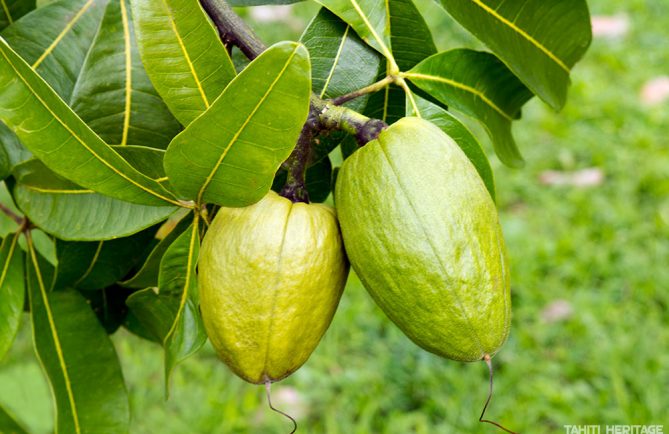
[265,380,297,434]
[330,75,395,106]
[310,98,387,146]
[479,354,519,434]
[279,107,317,203]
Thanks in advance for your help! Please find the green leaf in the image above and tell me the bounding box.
[112,145,167,180]
[0,182,21,238]
[160,219,205,391]
[0,231,23,360]
[120,214,191,289]
[70,0,181,148]
[0,404,29,434]
[0,122,30,169]
[164,41,311,207]
[435,0,591,110]
[313,0,394,64]
[13,159,176,240]
[408,95,495,201]
[405,49,533,167]
[26,245,130,434]
[302,8,380,110]
[131,0,236,126]
[125,287,175,343]
[0,133,8,180]
[0,0,35,31]
[387,0,435,71]
[272,156,333,203]
[1,0,109,100]
[53,227,156,290]
[0,38,180,206]
[126,219,205,390]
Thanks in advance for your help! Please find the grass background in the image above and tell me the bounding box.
[1,0,669,432]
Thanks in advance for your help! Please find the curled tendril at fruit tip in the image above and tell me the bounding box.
[479,354,519,434]
[265,380,298,434]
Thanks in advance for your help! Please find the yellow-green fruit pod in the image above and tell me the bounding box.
[335,117,511,362]
[198,191,349,384]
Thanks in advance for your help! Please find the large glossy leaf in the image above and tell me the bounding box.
[13,159,176,240]
[302,8,380,110]
[0,134,8,180]
[131,0,236,126]
[313,0,393,63]
[53,227,155,290]
[0,122,32,170]
[405,49,533,167]
[0,122,30,169]
[160,219,205,390]
[26,244,130,434]
[436,0,591,110]
[0,181,21,237]
[70,0,181,148]
[0,0,35,31]
[164,41,311,207]
[387,0,435,71]
[120,214,191,289]
[113,145,167,181]
[408,95,495,200]
[126,219,204,390]
[0,231,23,360]
[1,0,109,100]
[0,38,180,206]
[125,287,175,343]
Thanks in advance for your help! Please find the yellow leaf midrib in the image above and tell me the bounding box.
[196,46,300,205]
[1,0,13,25]
[73,240,104,286]
[348,0,395,69]
[32,0,96,69]
[0,231,20,288]
[28,239,82,434]
[0,43,181,206]
[319,25,350,99]
[467,0,570,72]
[120,0,133,146]
[164,215,199,360]
[403,72,513,121]
[161,0,210,110]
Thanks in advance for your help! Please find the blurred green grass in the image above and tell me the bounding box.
[2,0,669,432]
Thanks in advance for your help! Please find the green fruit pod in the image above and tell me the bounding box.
[335,117,511,362]
[198,191,349,384]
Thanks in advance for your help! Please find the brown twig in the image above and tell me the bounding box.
[0,202,23,226]
[199,0,266,60]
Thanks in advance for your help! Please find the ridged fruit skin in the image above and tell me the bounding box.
[198,191,349,384]
[335,117,511,362]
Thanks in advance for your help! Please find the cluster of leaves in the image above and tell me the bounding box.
[0,0,591,431]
